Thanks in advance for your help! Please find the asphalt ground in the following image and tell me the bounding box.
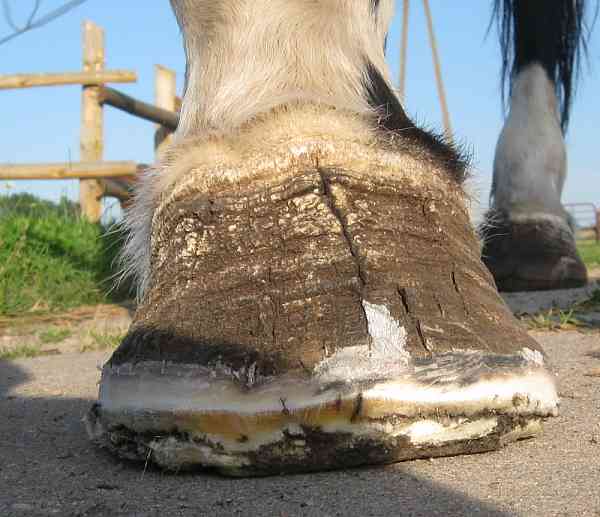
[1,329,599,517]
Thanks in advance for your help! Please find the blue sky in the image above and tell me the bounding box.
[1,1,599,221]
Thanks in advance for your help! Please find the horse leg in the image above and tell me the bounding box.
[482,0,588,291]
[87,0,558,475]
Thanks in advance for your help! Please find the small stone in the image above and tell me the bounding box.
[96,483,119,490]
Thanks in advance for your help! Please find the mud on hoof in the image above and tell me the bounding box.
[481,209,588,292]
[88,110,558,476]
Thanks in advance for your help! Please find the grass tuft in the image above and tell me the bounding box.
[524,308,586,331]
[0,193,131,316]
[39,327,72,344]
[577,239,600,268]
[0,344,43,360]
[80,331,124,352]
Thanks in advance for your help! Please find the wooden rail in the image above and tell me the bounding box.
[0,70,137,90]
[0,161,138,180]
[3,20,179,222]
[99,86,179,131]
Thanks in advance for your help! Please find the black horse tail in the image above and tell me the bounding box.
[492,0,595,132]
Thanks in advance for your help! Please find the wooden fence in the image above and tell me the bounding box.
[564,203,600,242]
[0,20,181,222]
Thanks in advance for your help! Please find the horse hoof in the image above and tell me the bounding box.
[87,111,558,476]
[481,210,588,292]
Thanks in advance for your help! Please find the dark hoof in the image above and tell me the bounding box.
[481,210,588,292]
[88,112,558,476]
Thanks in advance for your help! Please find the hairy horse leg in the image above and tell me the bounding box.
[482,64,587,291]
[86,0,558,476]
[481,0,588,292]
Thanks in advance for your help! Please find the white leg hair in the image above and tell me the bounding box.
[491,63,567,218]
[170,0,396,137]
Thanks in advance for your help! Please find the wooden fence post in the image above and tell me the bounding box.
[398,0,410,104]
[80,20,105,222]
[422,0,452,142]
[154,65,177,158]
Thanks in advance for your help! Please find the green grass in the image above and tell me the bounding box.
[0,344,43,360]
[0,193,131,316]
[39,327,72,344]
[80,330,124,352]
[577,239,600,268]
[524,308,585,331]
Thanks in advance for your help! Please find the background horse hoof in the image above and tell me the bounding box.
[481,210,588,292]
